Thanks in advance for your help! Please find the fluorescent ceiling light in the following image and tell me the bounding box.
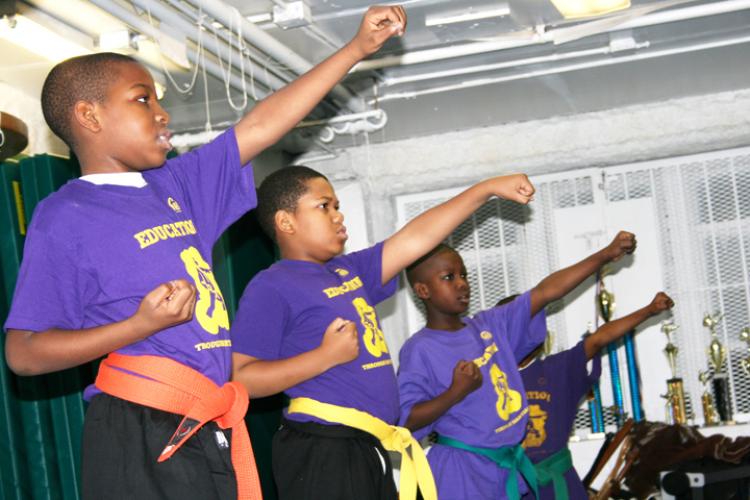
[550,0,631,19]
[0,14,91,61]
[425,5,510,27]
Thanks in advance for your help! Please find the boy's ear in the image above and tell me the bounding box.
[275,210,295,236]
[73,100,102,134]
[413,282,430,299]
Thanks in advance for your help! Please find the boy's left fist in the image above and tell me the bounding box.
[349,5,406,59]
[492,173,535,205]
[649,292,674,314]
[606,230,636,262]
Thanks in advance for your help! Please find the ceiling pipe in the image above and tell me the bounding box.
[191,0,366,113]
[375,32,750,102]
[129,0,289,91]
[161,0,298,83]
[90,0,274,99]
[351,0,750,72]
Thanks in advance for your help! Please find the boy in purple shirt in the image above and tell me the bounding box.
[397,231,636,499]
[230,166,536,500]
[520,291,674,500]
[3,6,406,498]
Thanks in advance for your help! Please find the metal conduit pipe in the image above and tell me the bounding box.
[129,0,289,91]
[151,0,339,116]
[159,0,298,85]
[352,0,750,72]
[187,0,366,113]
[90,0,274,99]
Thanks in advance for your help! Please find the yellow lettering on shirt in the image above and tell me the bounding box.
[322,276,363,298]
[134,219,198,249]
[526,390,551,403]
[180,246,229,335]
[473,342,499,367]
[361,359,393,370]
[494,406,529,434]
[194,339,232,352]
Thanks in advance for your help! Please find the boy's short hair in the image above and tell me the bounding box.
[405,243,456,287]
[41,52,139,149]
[256,165,328,241]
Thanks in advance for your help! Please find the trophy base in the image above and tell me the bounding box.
[712,374,734,423]
[666,378,688,425]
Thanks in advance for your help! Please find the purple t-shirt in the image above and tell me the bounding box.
[397,291,547,499]
[5,129,255,395]
[520,340,602,500]
[231,242,400,424]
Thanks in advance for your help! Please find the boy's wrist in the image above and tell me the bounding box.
[340,41,368,66]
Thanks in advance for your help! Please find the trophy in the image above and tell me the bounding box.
[662,321,687,424]
[703,312,733,423]
[597,276,626,427]
[698,369,718,426]
[740,327,750,376]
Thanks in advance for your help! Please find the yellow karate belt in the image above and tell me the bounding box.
[288,397,437,500]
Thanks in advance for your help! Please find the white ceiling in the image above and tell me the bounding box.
[3,0,750,156]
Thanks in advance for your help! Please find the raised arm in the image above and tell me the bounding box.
[530,231,636,316]
[404,360,482,432]
[232,318,358,397]
[5,280,196,375]
[382,174,535,284]
[234,6,406,164]
[584,292,674,359]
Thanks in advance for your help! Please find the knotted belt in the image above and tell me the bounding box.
[95,353,262,499]
[287,397,437,500]
[436,435,539,499]
[534,447,573,500]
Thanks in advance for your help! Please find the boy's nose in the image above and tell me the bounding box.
[155,103,170,125]
[333,211,344,223]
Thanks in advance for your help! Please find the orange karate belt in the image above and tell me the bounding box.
[95,353,262,500]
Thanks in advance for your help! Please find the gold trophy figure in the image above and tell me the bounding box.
[703,312,726,372]
[662,321,687,424]
[703,312,733,422]
[698,369,718,426]
[740,327,750,376]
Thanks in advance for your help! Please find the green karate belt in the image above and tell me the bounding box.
[436,435,539,499]
[534,447,573,500]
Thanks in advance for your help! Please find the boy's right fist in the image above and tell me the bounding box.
[606,231,637,262]
[649,292,674,314]
[490,174,535,205]
[320,317,359,367]
[449,360,483,399]
[349,5,406,59]
[134,279,197,336]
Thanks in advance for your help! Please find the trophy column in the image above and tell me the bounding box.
[661,321,687,424]
[703,312,733,424]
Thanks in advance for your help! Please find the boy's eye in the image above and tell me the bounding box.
[137,95,149,104]
[441,274,453,281]
[318,202,328,209]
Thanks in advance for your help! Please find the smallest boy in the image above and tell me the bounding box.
[398,231,636,499]
[520,291,674,500]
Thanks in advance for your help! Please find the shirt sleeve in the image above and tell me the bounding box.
[337,241,398,305]
[489,290,548,362]
[397,338,439,440]
[547,341,601,404]
[4,219,96,333]
[163,128,257,244]
[230,275,289,360]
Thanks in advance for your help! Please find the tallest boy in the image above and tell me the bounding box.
[4,6,406,499]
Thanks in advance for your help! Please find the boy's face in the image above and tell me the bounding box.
[416,250,471,315]
[284,177,348,263]
[94,62,172,172]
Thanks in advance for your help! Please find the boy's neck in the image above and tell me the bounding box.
[425,312,465,332]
